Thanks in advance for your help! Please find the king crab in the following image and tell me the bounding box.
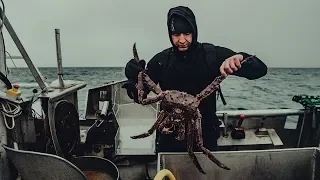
[129,43,254,174]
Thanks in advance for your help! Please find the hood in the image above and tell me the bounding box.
[167,6,198,51]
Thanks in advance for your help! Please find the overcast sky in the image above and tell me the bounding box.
[2,0,319,68]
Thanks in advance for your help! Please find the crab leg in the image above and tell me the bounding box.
[196,76,225,102]
[138,71,163,103]
[142,72,162,94]
[133,42,140,62]
[137,71,146,103]
[175,121,186,141]
[134,42,162,95]
[137,71,165,105]
[131,111,167,139]
[194,110,230,170]
[139,92,166,105]
[158,116,175,135]
[196,56,255,102]
[187,120,206,174]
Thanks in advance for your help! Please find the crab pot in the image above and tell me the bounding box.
[157,147,320,180]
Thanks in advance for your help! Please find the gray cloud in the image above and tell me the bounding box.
[2,0,320,68]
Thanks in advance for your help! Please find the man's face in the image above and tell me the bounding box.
[171,33,192,51]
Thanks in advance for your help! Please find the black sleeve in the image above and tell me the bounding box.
[216,46,268,80]
[145,52,162,85]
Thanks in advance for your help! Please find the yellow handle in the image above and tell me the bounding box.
[154,169,176,180]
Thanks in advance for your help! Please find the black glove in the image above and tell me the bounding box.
[122,59,148,103]
[124,59,146,83]
[122,79,139,103]
[122,79,149,103]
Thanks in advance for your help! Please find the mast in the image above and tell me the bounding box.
[0,5,6,91]
[0,32,5,75]
[0,6,49,92]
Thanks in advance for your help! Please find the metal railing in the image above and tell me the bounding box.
[216,108,305,118]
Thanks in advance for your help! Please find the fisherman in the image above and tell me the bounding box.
[122,6,267,152]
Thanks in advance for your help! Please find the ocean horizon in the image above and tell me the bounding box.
[4,67,320,117]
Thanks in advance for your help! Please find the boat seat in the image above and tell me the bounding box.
[2,145,88,180]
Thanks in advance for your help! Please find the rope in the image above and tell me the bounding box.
[0,100,22,129]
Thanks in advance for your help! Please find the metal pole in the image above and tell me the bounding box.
[297,110,307,147]
[223,113,228,137]
[0,8,10,180]
[1,8,48,91]
[55,29,64,88]
[0,31,5,75]
[0,6,5,76]
[0,30,6,91]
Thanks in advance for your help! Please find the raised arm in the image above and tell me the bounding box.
[216,46,268,80]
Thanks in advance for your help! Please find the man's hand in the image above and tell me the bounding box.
[122,58,146,103]
[219,54,244,77]
[125,59,146,83]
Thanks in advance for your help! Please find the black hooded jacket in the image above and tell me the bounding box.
[144,6,267,151]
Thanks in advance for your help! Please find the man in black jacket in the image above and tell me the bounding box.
[122,6,267,153]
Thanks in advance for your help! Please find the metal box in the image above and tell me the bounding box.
[157,147,320,180]
[114,103,158,155]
